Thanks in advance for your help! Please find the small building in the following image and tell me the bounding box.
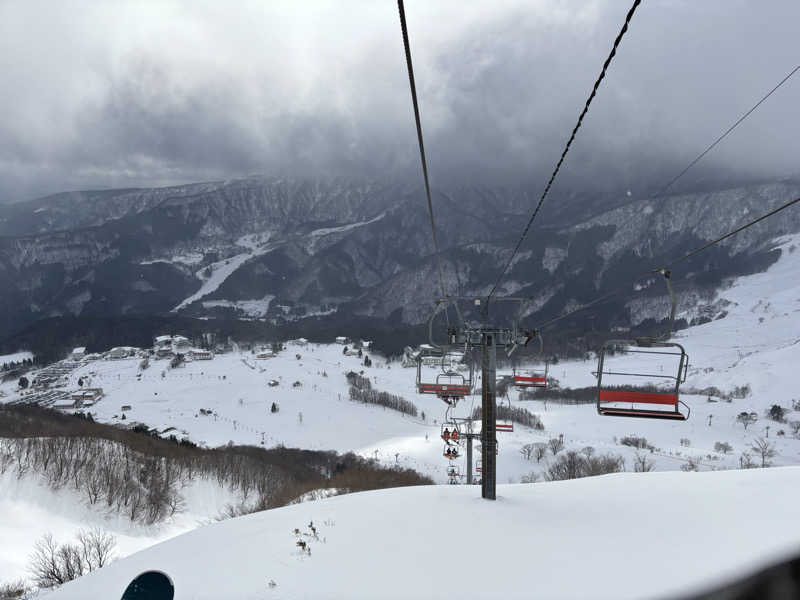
[71,388,104,406]
[173,335,191,349]
[292,338,308,347]
[106,347,132,360]
[255,349,274,360]
[268,379,280,387]
[335,336,348,345]
[360,340,373,350]
[121,405,132,412]
[70,347,87,360]
[154,335,173,349]
[54,398,79,410]
[188,348,214,361]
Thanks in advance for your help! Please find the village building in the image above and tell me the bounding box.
[188,348,214,361]
[70,347,87,360]
[173,335,191,349]
[106,347,134,360]
[335,336,348,345]
[154,335,172,349]
[71,388,104,406]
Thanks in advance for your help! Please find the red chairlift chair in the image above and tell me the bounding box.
[595,268,691,421]
[595,339,690,420]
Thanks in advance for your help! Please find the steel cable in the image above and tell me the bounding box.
[487,0,643,305]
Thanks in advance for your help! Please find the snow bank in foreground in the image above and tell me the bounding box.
[50,467,800,600]
[0,470,244,582]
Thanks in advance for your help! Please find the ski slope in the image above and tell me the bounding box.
[2,232,800,590]
[0,469,245,581]
[173,235,278,311]
[48,467,800,600]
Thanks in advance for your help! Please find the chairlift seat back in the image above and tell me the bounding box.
[595,339,690,421]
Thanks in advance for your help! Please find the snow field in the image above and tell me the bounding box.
[0,469,246,581]
[48,467,800,600]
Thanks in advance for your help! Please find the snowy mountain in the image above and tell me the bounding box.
[2,203,800,597]
[1,176,799,352]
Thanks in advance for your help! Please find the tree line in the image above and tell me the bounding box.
[346,371,419,417]
[0,404,432,526]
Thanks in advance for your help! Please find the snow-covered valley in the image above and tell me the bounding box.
[2,231,800,595]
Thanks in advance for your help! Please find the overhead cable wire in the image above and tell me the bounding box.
[531,195,800,332]
[397,0,449,308]
[530,65,800,333]
[653,64,800,199]
[486,0,643,305]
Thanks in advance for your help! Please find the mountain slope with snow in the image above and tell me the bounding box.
[48,467,800,600]
[0,469,244,582]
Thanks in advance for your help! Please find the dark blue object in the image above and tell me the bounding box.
[121,571,174,600]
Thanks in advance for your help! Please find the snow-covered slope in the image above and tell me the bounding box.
[0,469,244,581]
[48,467,800,600]
[6,226,800,484]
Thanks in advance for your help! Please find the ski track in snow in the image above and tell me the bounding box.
[172,213,386,312]
[172,237,279,311]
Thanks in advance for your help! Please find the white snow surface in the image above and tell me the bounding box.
[3,233,800,594]
[49,467,800,600]
[172,236,278,311]
[0,469,244,581]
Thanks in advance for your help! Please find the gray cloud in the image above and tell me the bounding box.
[0,0,798,203]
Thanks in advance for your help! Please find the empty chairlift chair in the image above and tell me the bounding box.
[495,392,514,432]
[416,353,472,405]
[595,339,690,420]
[513,365,548,389]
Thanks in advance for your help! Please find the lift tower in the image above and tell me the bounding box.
[431,297,532,500]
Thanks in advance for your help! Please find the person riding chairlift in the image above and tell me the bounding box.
[442,428,450,442]
[450,429,459,442]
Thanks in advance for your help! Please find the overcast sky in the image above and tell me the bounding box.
[0,0,797,203]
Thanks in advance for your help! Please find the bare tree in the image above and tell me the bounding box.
[546,451,583,480]
[29,533,66,588]
[548,437,564,456]
[680,457,700,472]
[533,443,547,463]
[737,412,758,430]
[750,437,777,468]
[519,443,534,461]
[29,528,117,589]
[633,452,655,472]
[76,528,116,570]
[713,441,733,455]
[739,451,756,469]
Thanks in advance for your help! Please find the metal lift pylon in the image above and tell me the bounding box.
[425,296,535,500]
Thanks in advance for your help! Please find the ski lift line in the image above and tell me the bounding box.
[653,64,800,200]
[486,0,643,306]
[531,195,800,332]
[397,0,449,316]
